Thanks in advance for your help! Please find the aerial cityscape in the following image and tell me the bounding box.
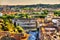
[0,0,60,40]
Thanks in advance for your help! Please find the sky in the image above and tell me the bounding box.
[0,0,60,5]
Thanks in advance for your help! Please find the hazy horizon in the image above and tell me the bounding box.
[0,0,60,5]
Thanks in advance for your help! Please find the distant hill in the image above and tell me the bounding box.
[0,4,60,8]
